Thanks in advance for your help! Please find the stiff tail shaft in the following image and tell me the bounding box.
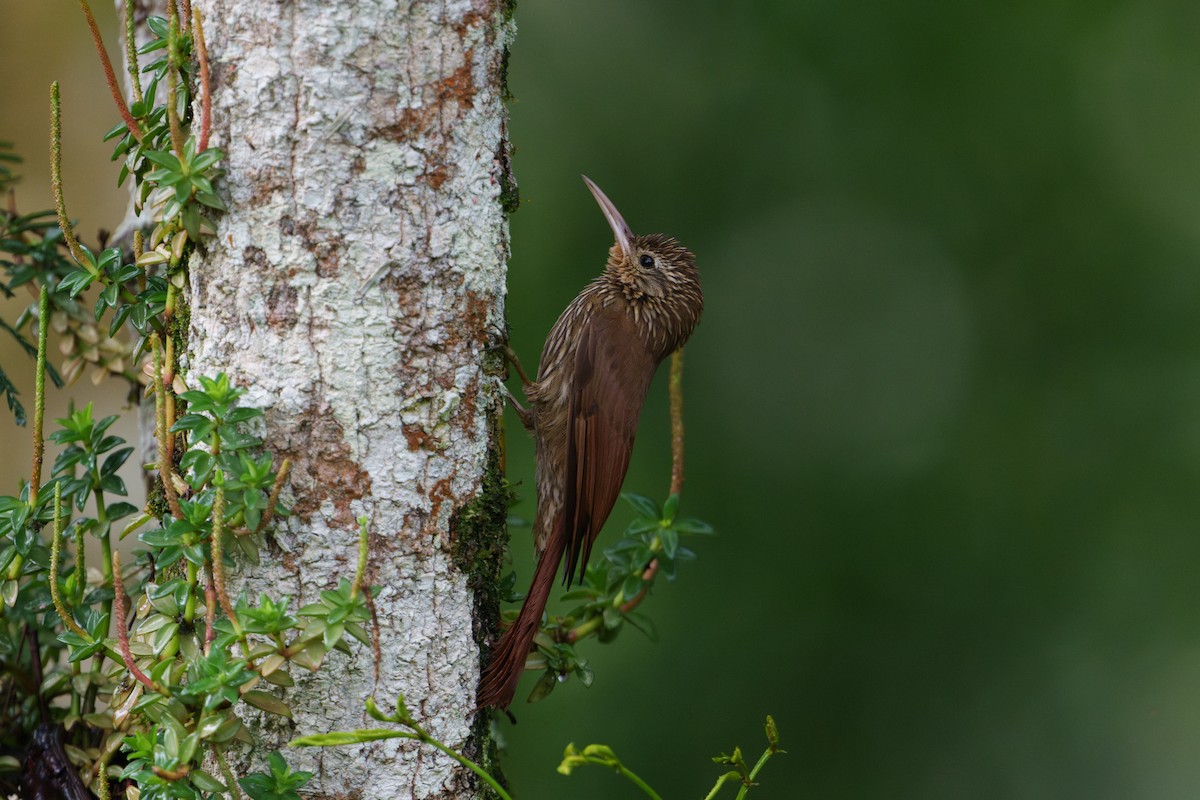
[476,527,566,709]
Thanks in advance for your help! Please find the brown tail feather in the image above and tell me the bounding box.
[476,528,566,710]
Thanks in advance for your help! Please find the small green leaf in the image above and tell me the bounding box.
[242,690,293,718]
[662,493,679,523]
[527,670,557,703]
[190,768,228,792]
[676,517,714,535]
[602,607,622,630]
[660,527,679,559]
[622,493,660,519]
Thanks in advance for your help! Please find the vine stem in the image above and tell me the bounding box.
[165,6,186,157]
[49,483,90,641]
[77,0,143,142]
[615,763,665,800]
[112,552,159,691]
[192,6,212,151]
[122,0,143,103]
[350,516,369,600]
[152,334,184,519]
[30,285,49,501]
[733,746,776,800]
[210,484,242,631]
[253,459,291,535]
[49,82,86,267]
[668,348,685,497]
[93,736,122,800]
[213,745,243,800]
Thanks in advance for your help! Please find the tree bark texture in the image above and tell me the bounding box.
[188,2,515,796]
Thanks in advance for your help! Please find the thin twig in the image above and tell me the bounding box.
[254,459,291,535]
[122,0,143,104]
[192,6,212,151]
[203,568,217,654]
[49,82,86,266]
[93,737,120,800]
[50,483,91,641]
[213,745,243,800]
[351,516,369,600]
[112,552,158,691]
[152,335,184,519]
[210,484,238,625]
[165,7,186,157]
[618,559,660,614]
[668,348,685,498]
[72,507,86,605]
[30,286,49,502]
[77,0,143,142]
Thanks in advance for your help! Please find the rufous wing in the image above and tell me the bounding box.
[560,309,657,586]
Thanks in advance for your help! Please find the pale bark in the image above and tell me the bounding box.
[185,1,515,796]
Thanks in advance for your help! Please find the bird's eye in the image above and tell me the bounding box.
[639,254,655,268]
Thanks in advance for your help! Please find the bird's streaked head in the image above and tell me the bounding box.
[582,175,699,303]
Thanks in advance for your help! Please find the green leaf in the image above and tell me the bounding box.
[622,493,660,520]
[602,607,623,631]
[574,664,595,687]
[625,612,658,642]
[662,493,679,523]
[190,768,228,792]
[242,690,293,718]
[676,517,714,535]
[660,527,679,559]
[527,670,557,703]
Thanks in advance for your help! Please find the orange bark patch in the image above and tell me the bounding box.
[279,401,371,528]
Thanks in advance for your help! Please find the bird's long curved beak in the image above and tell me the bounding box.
[582,175,634,260]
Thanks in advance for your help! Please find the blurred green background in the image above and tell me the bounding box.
[7,1,1200,798]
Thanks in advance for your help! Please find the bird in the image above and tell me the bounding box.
[477,176,704,709]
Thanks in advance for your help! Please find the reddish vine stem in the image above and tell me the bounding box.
[618,560,661,615]
[77,0,143,143]
[112,553,157,691]
[203,570,217,654]
[210,485,239,625]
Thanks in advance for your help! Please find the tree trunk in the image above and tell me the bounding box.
[187,1,516,795]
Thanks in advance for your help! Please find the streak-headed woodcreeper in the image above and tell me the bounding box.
[477,176,704,709]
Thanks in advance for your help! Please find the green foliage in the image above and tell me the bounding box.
[238,752,313,800]
[0,362,365,795]
[558,716,783,800]
[516,491,714,702]
[0,8,318,794]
